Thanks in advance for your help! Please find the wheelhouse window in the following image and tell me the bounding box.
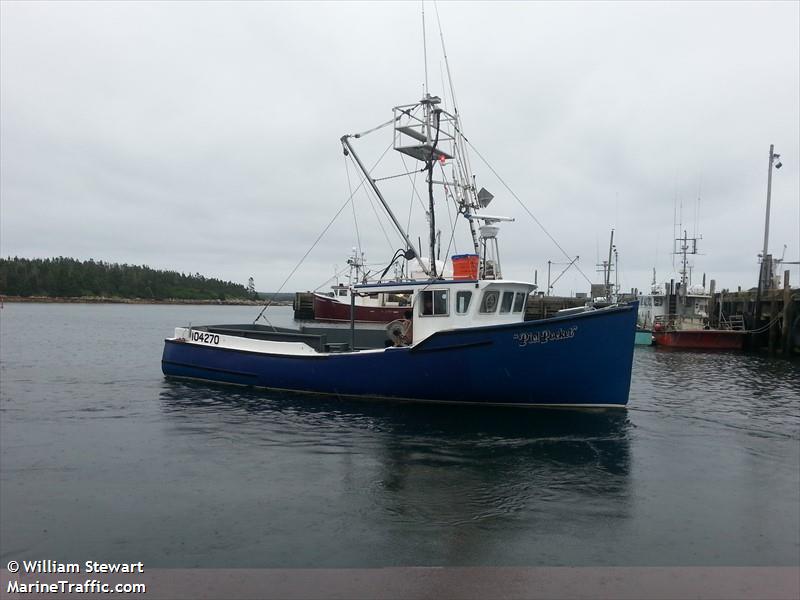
[500,291,514,313]
[386,292,412,306]
[456,291,472,314]
[479,290,500,313]
[513,292,526,313]
[419,290,449,317]
[654,297,663,307]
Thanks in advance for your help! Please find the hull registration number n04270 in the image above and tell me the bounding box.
[190,331,220,345]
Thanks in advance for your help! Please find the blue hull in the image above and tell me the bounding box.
[162,303,637,407]
[635,330,653,346]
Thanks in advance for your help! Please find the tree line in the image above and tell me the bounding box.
[0,257,256,301]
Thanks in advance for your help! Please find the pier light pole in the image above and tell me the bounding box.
[762,144,782,273]
[755,144,782,324]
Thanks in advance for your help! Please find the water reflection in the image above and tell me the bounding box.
[633,348,800,439]
[159,380,633,560]
[159,380,632,460]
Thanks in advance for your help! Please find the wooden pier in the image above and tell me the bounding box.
[708,270,798,356]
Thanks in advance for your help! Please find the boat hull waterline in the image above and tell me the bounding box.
[162,303,638,407]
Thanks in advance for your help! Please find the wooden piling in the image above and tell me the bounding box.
[768,289,779,356]
[783,271,792,355]
[709,280,716,326]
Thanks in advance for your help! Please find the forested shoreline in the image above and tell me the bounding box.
[0,257,258,301]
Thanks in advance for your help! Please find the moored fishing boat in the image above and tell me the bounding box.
[638,232,746,350]
[650,326,745,350]
[291,249,415,348]
[162,50,638,406]
[634,327,653,346]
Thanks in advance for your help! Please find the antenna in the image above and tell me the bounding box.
[434,1,459,117]
[672,191,677,271]
[674,229,700,288]
[422,1,429,96]
[694,174,702,239]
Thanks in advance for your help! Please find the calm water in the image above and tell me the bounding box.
[1,303,798,567]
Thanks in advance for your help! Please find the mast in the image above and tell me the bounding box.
[433,4,481,258]
[392,94,454,278]
[425,97,440,277]
[343,19,505,283]
[605,229,615,298]
[674,229,700,294]
[421,1,429,97]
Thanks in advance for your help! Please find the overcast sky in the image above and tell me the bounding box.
[2,1,798,296]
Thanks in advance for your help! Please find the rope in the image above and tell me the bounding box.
[744,312,785,334]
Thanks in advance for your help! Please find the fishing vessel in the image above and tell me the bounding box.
[634,327,654,346]
[593,229,652,346]
[162,53,637,406]
[638,232,746,350]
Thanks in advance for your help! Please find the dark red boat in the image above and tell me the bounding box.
[312,293,408,323]
[652,325,746,350]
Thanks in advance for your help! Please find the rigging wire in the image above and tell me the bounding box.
[253,194,354,324]
[439,197,460,267]
[344,156,362,258]
[354,161,398,252]
[462,136,594,286]
[433,1,460,119]
[437,160,459,257]
[253,142,393,324]
[399,154,431,214]
[313,263,352,292]
[405,158,419,243]
[351,116,398,140]
[373,168,426,183]
[313,259,396,291]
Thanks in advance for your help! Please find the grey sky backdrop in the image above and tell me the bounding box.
[2,1,798,296]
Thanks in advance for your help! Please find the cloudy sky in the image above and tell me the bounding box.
[2,1,798,296]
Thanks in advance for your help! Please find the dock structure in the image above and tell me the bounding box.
[296,280,799,356]
[708,270,798,356]
[524,294,587,320]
